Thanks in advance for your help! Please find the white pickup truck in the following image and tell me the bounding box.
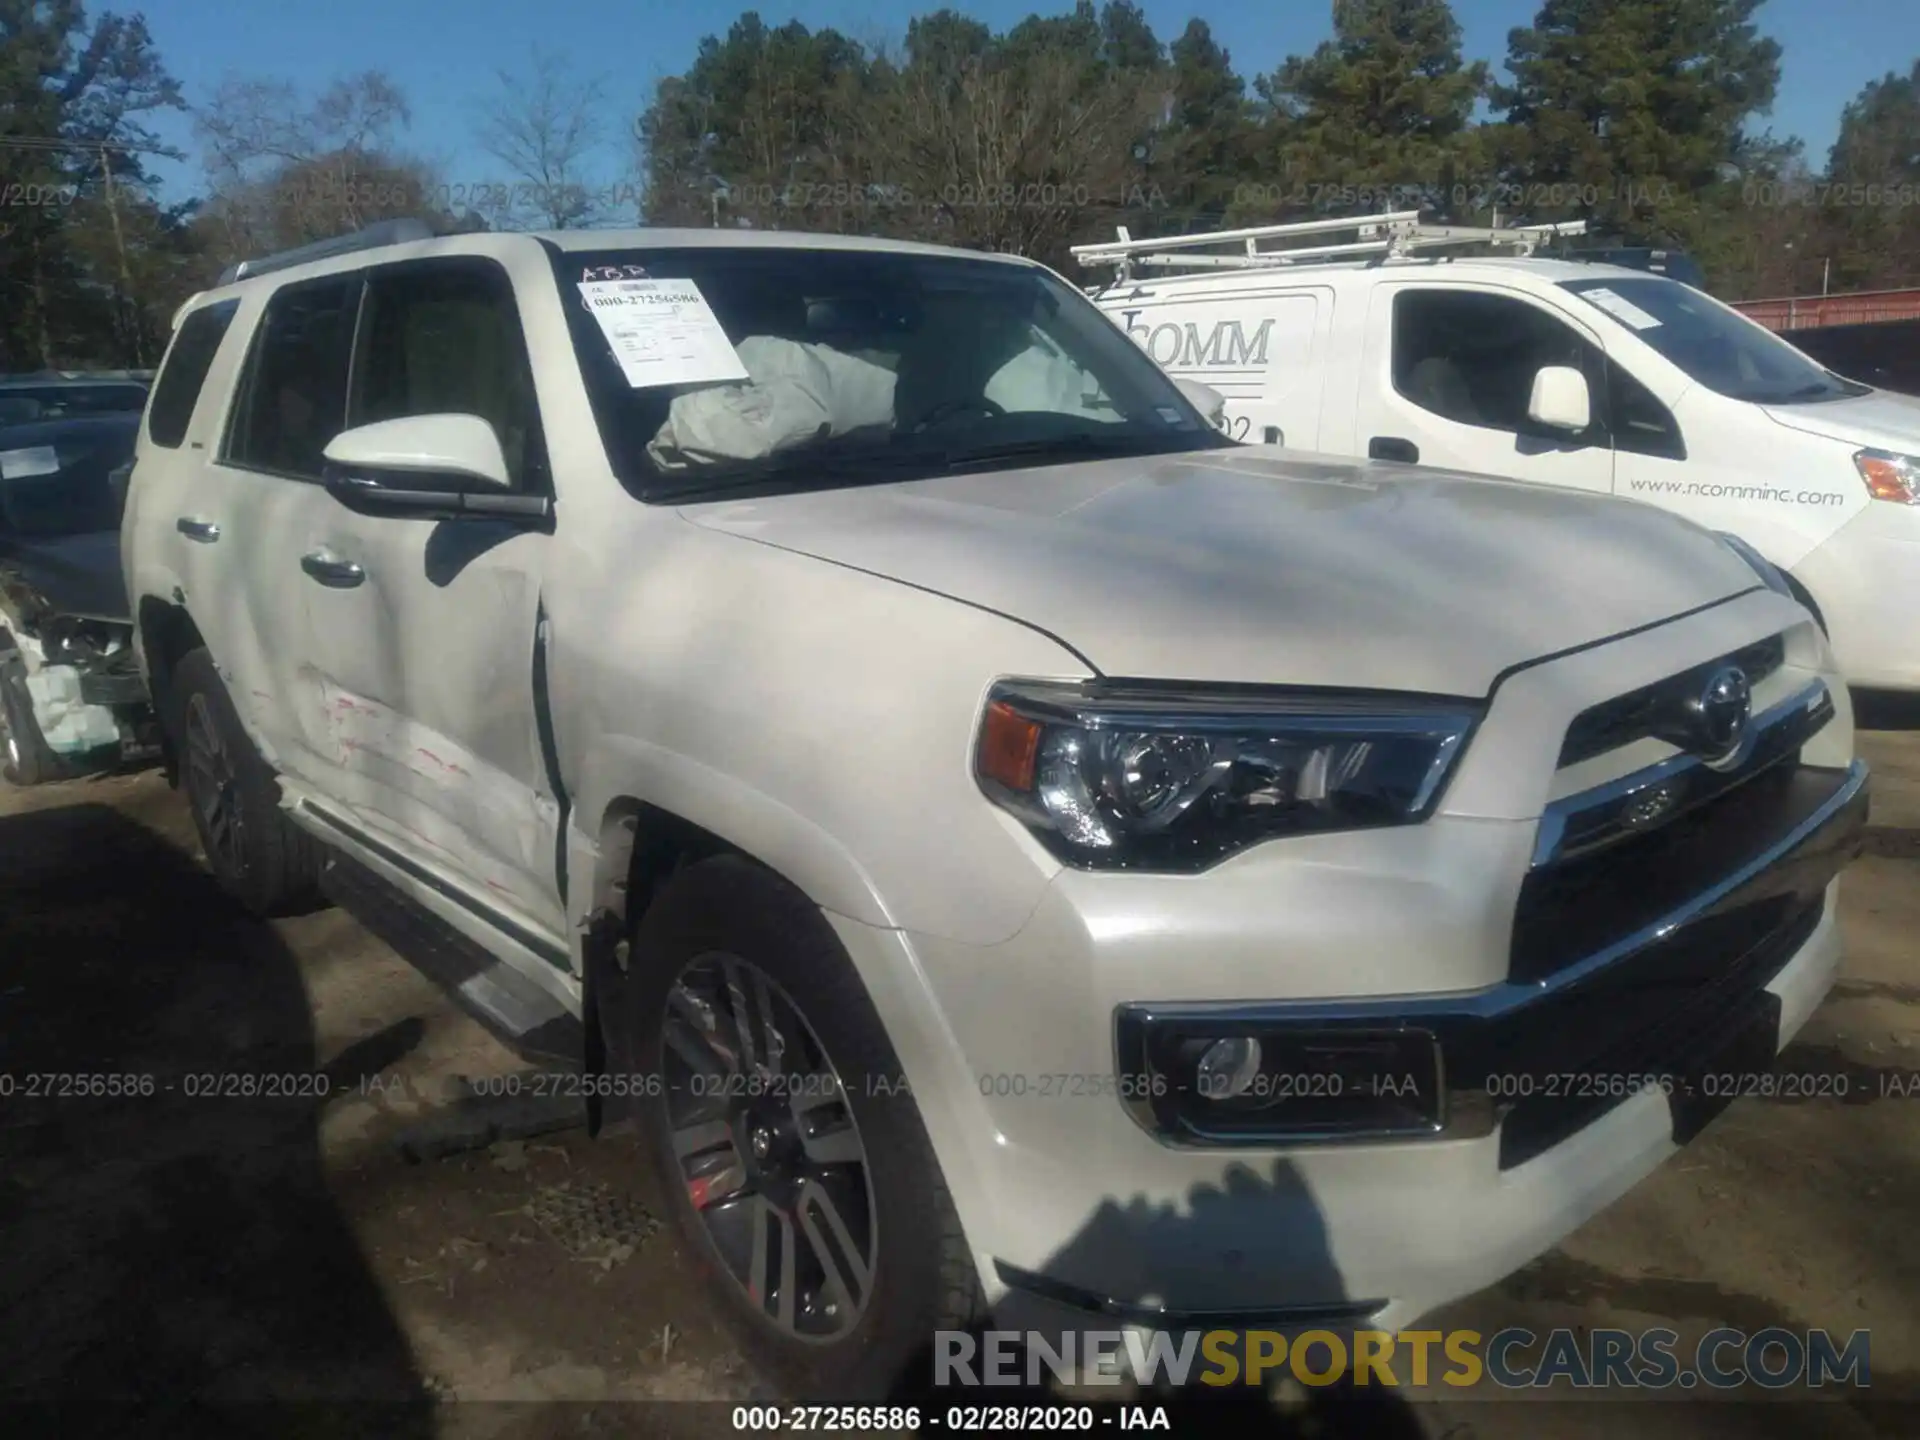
[1081,213,1920,693]
[122,220,1866,1398]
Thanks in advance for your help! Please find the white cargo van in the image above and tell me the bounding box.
[1079,212,1920,691]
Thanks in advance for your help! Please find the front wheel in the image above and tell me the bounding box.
[168,648,323,915]
[625,855,979,1399]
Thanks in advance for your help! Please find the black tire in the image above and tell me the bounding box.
[168,648,324,916]
[0,654,68,787]
[625,854,980,1400]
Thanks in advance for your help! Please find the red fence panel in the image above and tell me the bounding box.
[1730,289,1920,332]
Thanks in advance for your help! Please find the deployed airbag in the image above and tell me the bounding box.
[647,336,897,470]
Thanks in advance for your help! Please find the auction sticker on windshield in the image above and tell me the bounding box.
[1579,286,1663,331]
[577,278,749,389]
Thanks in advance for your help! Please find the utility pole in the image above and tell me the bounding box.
[100,146,144,366]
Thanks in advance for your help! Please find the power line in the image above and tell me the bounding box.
[0,135,174,156]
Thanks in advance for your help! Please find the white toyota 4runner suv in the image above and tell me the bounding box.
[122,221,1868,1398]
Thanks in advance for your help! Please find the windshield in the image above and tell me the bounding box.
[1560,276,1867,405]
[551,244,1228,500]
[0,419,135,538]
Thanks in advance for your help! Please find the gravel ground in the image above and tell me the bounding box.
[1,719,1915,1439]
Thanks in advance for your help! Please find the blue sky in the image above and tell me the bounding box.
[132,0,1920,204]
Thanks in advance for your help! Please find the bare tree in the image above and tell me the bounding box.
[855,45,1160,260]
[193,72,442,265]
[475,49,618,229]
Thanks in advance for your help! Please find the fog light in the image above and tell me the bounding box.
[1196,1037,1262,1100]
[1115,1015,1445,1144]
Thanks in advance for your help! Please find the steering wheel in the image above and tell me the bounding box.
[912,397,1006,433]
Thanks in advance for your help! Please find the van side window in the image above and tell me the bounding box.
[348,258,548,491]
[1392,290,1603,440]
[1605,359,1686,460]
[148,300,240,448]
[224,276,361,479]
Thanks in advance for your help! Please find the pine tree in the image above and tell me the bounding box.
[1253,0,1488,218]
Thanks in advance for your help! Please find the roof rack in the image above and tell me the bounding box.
[217,217,435,286]
[1070,210,1590,281]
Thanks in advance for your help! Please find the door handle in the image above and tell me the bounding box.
[300,550,366,589]
[176,517,221,543]
[1368,436,1420,463]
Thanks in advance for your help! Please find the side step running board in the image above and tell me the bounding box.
[320,851,583,1068]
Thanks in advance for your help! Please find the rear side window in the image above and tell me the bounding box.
[224,275,361,479]
[148,300,239,448]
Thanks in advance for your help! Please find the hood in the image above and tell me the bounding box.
[0,530,129,625]
[682,447,1761,696]
[1762,388,1920,451]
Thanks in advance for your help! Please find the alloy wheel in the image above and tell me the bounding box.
[184,691,247,876]
[661,951,878,1341]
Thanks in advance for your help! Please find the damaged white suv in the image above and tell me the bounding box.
[122,221,1867,1398]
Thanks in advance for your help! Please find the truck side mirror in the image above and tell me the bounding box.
[1527,366,1592,432]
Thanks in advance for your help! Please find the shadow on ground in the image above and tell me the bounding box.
[890,1160,1428,1438]
[0,800,433,1437]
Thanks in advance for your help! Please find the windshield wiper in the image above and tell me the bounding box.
[936,429,1216,473]
[1767,381,1847,404]
[646,428,1220,503]
[645,446,943,504]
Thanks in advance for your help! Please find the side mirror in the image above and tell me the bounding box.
[321,414,549,522]
[1527,366,1592,432]
[1173,378,1228,430]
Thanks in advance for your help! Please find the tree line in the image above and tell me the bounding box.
[3,0,1918,372]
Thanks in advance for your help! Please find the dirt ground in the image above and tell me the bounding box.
[1,715,1916,1439]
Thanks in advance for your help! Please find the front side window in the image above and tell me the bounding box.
[224,275,360,479]
[552,245,1226,501]
[1561,276,1867,405]
[349,258,547,490]
[1392,288,1603,440]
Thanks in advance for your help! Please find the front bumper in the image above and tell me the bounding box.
[937,764,1862,1342]
[827,591,1863,1348]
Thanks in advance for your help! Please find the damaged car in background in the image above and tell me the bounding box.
[0,410,159,785]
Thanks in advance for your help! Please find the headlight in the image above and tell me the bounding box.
[1716,532,1793,598]
[974,681,1479,870]
[1854,448,1920,504]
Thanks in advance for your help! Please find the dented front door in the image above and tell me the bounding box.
[296,514,562,936]
[290,255,566,943]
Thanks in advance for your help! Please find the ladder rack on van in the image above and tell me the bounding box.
[1070,211,1590,282]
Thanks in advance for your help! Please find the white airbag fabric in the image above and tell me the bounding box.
[648,336,897,470]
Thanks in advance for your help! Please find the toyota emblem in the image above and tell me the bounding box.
[1689,665,1752,763]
